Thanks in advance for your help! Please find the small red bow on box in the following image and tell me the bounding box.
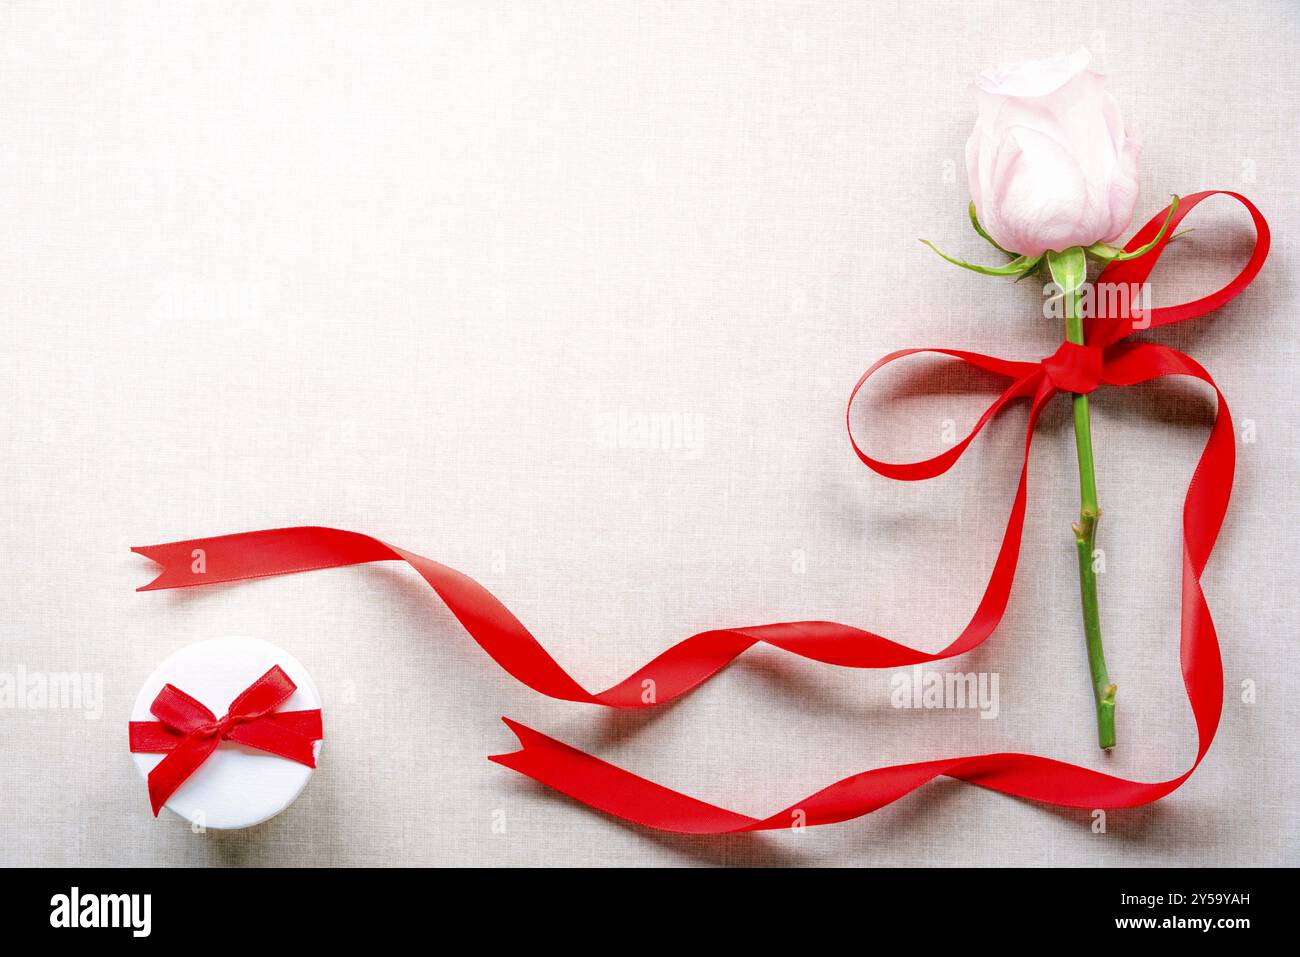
[129,665,323,816]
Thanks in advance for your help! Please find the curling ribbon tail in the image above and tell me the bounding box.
[489,719,1176,834]
[132,526,401,591]
[134,190,1265,831]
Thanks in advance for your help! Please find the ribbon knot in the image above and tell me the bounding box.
[195,712,244,739]
[129,665,324,816]
[1041,340,1104,395]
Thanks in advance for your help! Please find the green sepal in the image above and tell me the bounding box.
[968,202,1013,256]
[1013,261,1043,283]
[1084,241,1121,262]
[919,239,1041,278]
[1085,195,1181,264]
[1046,246,1088,296]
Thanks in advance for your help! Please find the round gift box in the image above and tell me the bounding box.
[130,636,323,829]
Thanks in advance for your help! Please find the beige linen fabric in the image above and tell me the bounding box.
[2,1,1297,866]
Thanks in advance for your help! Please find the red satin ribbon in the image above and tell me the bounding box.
[129,665,324,815]
[133,190,1267,833]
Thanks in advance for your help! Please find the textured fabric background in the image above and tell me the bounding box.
[2,1,1297,867]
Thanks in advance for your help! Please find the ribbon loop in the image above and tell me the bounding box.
[846,347,1040,482]
[1088,190,1270,350]
[148,683,216,735]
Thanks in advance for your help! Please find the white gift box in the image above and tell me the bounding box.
[130,636,324,829]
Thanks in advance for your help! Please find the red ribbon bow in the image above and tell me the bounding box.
[129,665,324,816]
[132,190,1267,833]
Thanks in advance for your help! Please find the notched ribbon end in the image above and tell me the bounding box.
[488,717,532,766]
[131,545,171,592]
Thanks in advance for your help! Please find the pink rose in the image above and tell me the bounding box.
[966,48,1141,257]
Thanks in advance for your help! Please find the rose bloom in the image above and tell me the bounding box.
[966,48,1141,258]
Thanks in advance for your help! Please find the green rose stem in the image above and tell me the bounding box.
[1063,281,1116,751]
[1047,204,1180,751]
[925,200,1181,750]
